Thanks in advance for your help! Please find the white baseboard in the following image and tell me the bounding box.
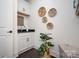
[33,46,38,49]
[18,46,33,55]
[13,53,18,58]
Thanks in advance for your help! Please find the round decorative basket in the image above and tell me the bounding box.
[38,7,46,17]
[48,8,57,17]
[42,17,48,23]
[47,22,54,29]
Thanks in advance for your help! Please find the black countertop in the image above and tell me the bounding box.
[17,29,35,33]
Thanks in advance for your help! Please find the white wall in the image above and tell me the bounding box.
[30,0,79,49]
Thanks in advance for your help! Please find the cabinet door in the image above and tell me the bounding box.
[18,33,34,53]
[18,0,30,14]
[18,36,27,52]
[26,35,33,48]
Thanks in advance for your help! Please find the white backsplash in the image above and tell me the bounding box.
[17,26,33,30]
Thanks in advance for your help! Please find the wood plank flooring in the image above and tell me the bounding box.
[17,48,55,58]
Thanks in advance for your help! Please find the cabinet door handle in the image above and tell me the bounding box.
[26,38,29,41]
[7,30,12,33]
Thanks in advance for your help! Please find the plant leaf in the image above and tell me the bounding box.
[47,42,54,47]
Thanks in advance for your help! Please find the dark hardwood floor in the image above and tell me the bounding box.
[17,48,55,58]
[17,48,40,58]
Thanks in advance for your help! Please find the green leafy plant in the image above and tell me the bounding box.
[38,33,54,56]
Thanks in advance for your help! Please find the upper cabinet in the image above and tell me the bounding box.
[18,0,30,15]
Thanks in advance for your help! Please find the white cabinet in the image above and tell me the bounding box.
[26,36,33,48]
[18,33,34,54]
[18,35,26,52]
[18,0,30,15]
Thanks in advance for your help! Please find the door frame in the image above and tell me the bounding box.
[12,0,18,57]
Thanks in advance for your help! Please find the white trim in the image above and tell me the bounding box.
[12,0,18,58]
[18,46,33,55]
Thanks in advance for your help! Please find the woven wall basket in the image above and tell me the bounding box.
[38,7,46,17]
[47,22,54,29]
[48,8,57,17]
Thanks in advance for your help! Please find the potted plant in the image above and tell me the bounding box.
[38,33,54,58]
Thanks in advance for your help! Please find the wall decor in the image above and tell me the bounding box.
[47,22,54,29]
[73,0,79,16]
[48,8,57,17]
[42,17,48,23]
[38,7,46,17]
